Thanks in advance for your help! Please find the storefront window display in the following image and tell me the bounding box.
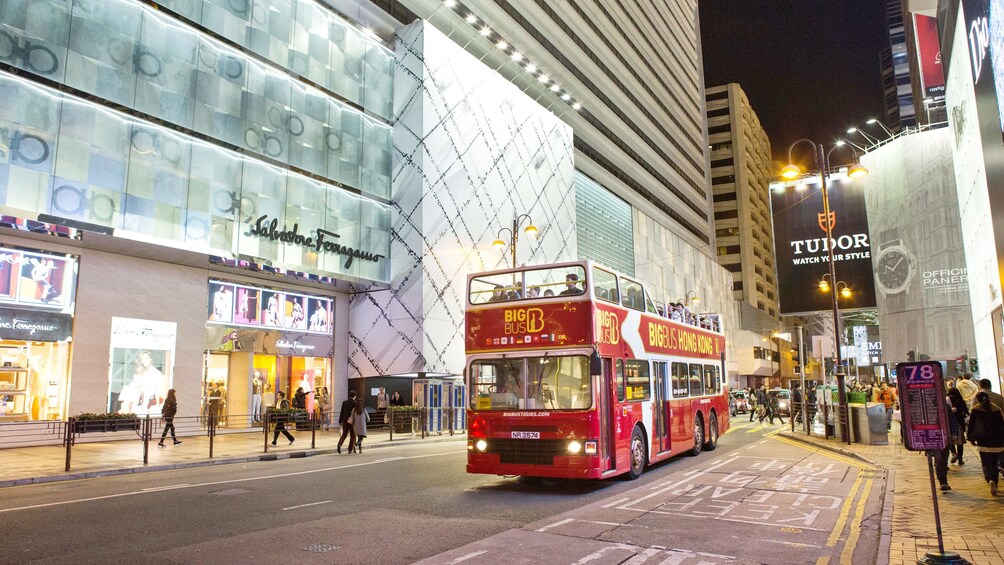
[107,318,177,416]
[205,280,334,427]
[0,246,76,421]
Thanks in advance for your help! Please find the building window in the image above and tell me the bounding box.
[716,227,739,238]
[717,245,740,256]
[723,263,742,272]
[712,192,737,203]
[711,157,734,168]
[708,124,731,135]
[707,107,731,118]
[712,175,736,185]
[714,209,738,220]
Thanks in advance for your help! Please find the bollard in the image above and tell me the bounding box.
[264,412,270,453]
[389,409,394,441]
[421,408,427,439]
[311,411,316,449]
[209,411,215,459]
[64,418,73,472]
[143,415,151,465]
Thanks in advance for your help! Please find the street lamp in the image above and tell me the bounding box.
[818,274,853,299]
[678,290,700,306]
[865,118,896,139]
[781,139,868,444]
[492,213,538,267]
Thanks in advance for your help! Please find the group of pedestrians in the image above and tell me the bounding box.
[746,385,785,425]
[932,374,1004,497]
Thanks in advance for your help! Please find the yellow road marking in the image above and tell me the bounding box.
[839,478,873,564]
[817,558,830,565]
[768,433,874,470]
[826,475,862,548]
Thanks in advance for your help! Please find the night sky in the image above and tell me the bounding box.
[699,1,890,166]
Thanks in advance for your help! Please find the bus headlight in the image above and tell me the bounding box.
[567,440,582,454]
[475,439,488,452]
[584,441,598,454]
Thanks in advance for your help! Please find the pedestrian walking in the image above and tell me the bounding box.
[968,391,1004,496]
[353,398,370,452]
[749,387,759,422]
[318,387,332,430]
[337,390,357,454]
[791,384,803,427]
[979,378,1004,411]
[768,390,784,425]
[947,387,969,465]
[271,391,295,446]
[957,373,979,409]
[873,382,898,431]
[755,386,768,423]
[158,389,181,447]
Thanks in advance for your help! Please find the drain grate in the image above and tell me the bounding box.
[209,488,252,496]
[301,543,340,553]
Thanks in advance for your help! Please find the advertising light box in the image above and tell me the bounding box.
[770,175,877,315]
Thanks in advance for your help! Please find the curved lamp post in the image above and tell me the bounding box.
[780,139,868,444]
[492,213,538,267]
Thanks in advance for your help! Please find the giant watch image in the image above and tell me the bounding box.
[875,239,916,295]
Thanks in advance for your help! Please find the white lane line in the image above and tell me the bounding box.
[446,550,488,564]
[536,518,575,533]
[140,484,192,492]
[602,497,631,508]
[282,500,331,511]
[0,449,462,514]
[623,547,661,564]
[625,456,738,508]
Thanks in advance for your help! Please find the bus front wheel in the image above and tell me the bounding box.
[690,416,704,456]
[627,427,646,480]
[705,412,719,451]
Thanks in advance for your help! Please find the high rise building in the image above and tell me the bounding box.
[882,0,917,130]
[705,84,778,320]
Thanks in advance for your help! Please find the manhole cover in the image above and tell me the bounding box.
[209,488,252,496]
[301,544,340,553]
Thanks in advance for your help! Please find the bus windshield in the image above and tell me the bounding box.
[470,355,592,410]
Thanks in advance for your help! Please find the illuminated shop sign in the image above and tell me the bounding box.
[244,214,385,269]
[0,306,72,341]
[207,280,333,335]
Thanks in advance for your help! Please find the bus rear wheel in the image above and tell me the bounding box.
[628,427,646,480]
[690,416,704,456]
[705,412,719,451]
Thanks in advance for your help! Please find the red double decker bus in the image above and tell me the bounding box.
[465,260,729,479]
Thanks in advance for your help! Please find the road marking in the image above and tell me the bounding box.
[536,518,574,532]
[446,550,487,564]
[140,484,192,492]
[839,478,873,564]
[626,457,738,507]
[826,476,863,547]
[0,449,462,514]
[816,558,829,565]
[602,497,631,508]
[768,434,874,470]
[623,547,661,564]
[282,500,331,511]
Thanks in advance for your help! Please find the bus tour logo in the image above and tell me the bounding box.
[503,307,544,335]
[595,310,620,345]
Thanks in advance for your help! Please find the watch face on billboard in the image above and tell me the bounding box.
[770,176,878,315]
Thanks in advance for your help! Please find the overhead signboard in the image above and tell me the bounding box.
[769,175,877,315]
[914,14,946,98]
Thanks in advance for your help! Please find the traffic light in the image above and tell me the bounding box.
[920,353,930,361]
[907,350,916,362]
[955,358,964,372]
[971,358,979,373]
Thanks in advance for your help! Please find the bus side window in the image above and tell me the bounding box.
[704,365,718,394]
[624,359,651,402]
[672,362,689,398]
[616,360,625,402]
[689,364,704,396]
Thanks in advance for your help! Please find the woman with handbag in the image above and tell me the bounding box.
[968,391,1004,496]
[158,389,181,448]
[947,387,969,464]
[337,390,357,453]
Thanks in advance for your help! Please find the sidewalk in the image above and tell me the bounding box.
[0,425,466,488]
[779,422,1004,565]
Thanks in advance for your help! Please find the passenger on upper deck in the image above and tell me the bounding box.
[487,284,505,303]
[559,273,583,296]
[526,286,540,298]
[670,302,685,322]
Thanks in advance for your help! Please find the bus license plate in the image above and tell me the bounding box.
[511,431,540,439]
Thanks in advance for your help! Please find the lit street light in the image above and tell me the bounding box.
[780,139,868,445]
[492,213,538,267]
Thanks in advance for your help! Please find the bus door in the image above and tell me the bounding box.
[599,358,616,471]
[653,361,669,453]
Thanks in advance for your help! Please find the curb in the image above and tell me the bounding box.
[776,430,879,467]
[0,435,466,489]
[877,468,896,564]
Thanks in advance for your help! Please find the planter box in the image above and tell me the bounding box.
[390,410,419,433]
[73,419,140,434]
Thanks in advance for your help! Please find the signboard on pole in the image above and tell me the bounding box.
[896,361,948,452]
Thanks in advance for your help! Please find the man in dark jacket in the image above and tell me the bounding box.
[979,379,1004,411]
[337,391,357,454]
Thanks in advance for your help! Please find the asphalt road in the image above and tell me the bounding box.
[0,422,885,564]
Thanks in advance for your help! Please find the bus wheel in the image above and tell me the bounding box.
[628,427,646,480]
[690,416,704,456]
[705,412,719,451]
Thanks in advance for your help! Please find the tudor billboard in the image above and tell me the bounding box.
[770,174,877,315]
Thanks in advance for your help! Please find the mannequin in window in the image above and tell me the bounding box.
[252,372,263,422]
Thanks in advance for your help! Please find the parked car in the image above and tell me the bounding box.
[769,388,792,416]
[730,391,749,415]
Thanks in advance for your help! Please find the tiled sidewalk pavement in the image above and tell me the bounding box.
[0,425,466,487]
[780,422,1004,564]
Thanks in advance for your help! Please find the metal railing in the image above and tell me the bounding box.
[0,408,466,475]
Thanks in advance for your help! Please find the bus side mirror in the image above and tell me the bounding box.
[590,351,602,376]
